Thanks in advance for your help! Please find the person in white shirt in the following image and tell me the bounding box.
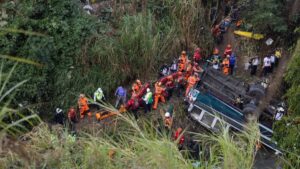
[270,54,276,72]
[263,56,271,76]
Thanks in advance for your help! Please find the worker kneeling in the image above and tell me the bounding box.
[78,94,91,120]
[185,73,200,97]
[153,82,165,110]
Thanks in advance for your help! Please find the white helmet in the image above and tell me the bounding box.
[146,88,150,93]
[56,108,62,114]
[165,112,170,117]
[97,88,103,93]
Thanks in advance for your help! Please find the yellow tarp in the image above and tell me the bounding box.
[234,30,264,40]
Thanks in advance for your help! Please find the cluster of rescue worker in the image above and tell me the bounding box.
[53,45,283,151]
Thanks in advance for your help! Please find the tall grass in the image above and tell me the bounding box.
[194,122,260,169]
[0,103,262,168]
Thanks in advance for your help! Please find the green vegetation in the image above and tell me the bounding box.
[273,39,300,169]
[244,0,287,33]
[0,0,213,113]
[0,108,260,168]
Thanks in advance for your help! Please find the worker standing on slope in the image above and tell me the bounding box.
[224,44,232,57]
[263,55,271,76]
[179,51,188,70]
[115,86,127,108]
[185,73,200,97]
[229,53,236,75]
[222,55,230,75]
[175,72,186,97]
[193,48,202,64]
[165,75,175,100]
[153,82,165,110]
[274,48,282,66]
[193,62,203,74]
[94,88,105,103]
[68,107,77,132]
[164,112,173,130]
[142,88,153,113]
[173,127,185,150]
[78,94,91,120]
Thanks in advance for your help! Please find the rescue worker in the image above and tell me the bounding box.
[229,53,236,75]
[234,94,244,110]
[185,61,193,80]
[211,25,222,43]
[132,79,142,96]
[115,86,127,108]
[224,44,232,57]
[263,55,271,76]
[136,79,142,90]
[178,58,185,72]
[173,127,185,150]
[212,58,220,70]
[185,73,200,97]
[78,94,91,120]
[193,48,202,63]
[175,72,186,97]
[170,59,178,73]
[153,82,165,110]
[94,88,105,103]
[54,108,65,125]
[192,62,203,74]
[270,54,276,73]
[250,56,259,76]
[179,51,188,70]
[68,107,77,132]
[164,112,173,130]
[159,64,169,77]
[142,88,153,113]
[165,75,175,100]
[274,49,281,66]
[222,55,230,75]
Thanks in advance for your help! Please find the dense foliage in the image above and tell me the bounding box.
[242,0,288,34]
[0,0,213,114]
[273,39,300,168]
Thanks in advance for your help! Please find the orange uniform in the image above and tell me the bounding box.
[178,61,185,72]
[222,58,230,75]
[164,117,173,129]
[78,96,91,119]
[153,82,165,110]
[185,62,193,80]
[185,75,199,96]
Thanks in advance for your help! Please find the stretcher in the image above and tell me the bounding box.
[233,30,264,40]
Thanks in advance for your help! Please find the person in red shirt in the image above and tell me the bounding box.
[68,107,77,132]
[174,127,185,149]
[224,44,232,57]
[193,48,202,63]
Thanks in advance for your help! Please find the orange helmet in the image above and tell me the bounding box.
[213,48,219,55]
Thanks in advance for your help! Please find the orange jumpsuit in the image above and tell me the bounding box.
[222,59,230,75]
[185,62,193,80]
[180,55,187,70]
[78,97,90,119]
[185,75,199,96]
[153,83,165,110]
[178,61,185,72]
